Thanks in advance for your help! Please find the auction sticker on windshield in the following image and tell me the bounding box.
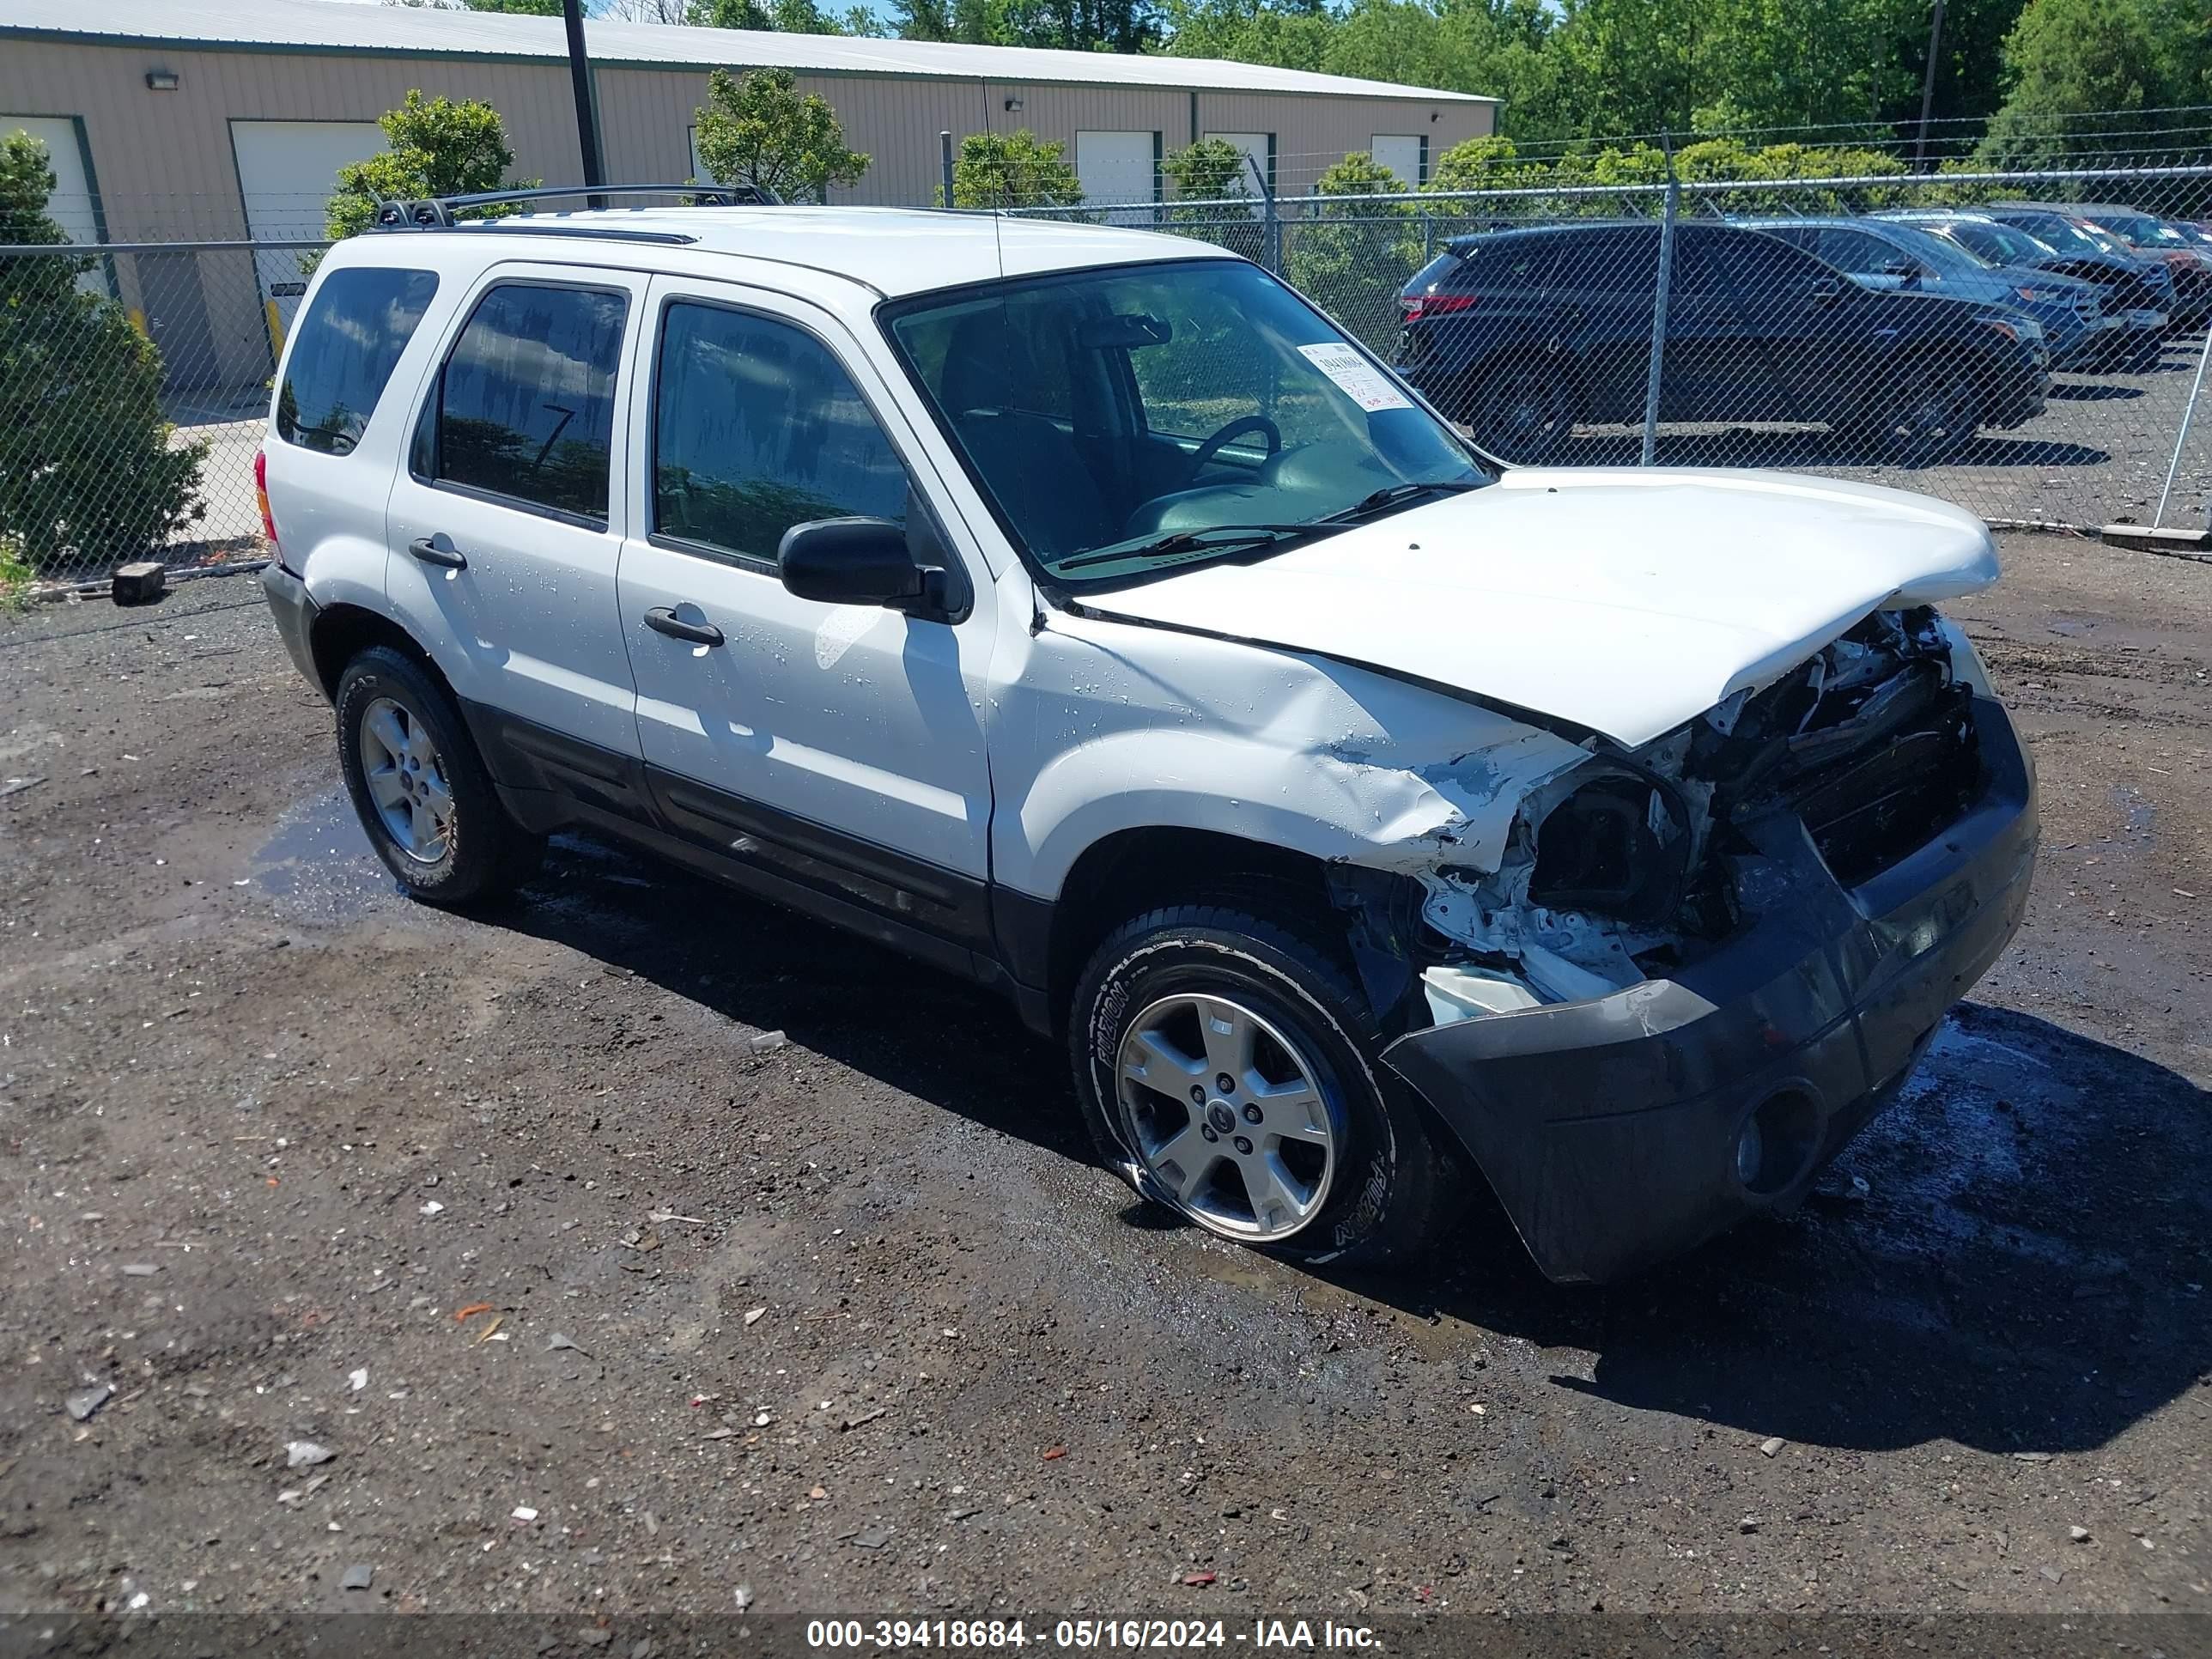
[1296,342,1413,412]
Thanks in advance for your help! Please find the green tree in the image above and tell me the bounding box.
[1162,137,1252,200]
[1285,152,1418,349]
[0,135,207,576]
[887,0,1010,41]
[998,0,1160,51]
[1161,137,1261,256]
[945,129,1084,209]
[1976,0,2169,166]
[686,0,880,30]
[325,91,528,241]
[1159,0,1333,70]
[692,68,870,201]
[388,0,567,11]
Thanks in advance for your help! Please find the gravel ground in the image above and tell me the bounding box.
[0,534,2208,1641]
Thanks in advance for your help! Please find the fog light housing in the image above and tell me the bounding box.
[1735,1088,1820,1197]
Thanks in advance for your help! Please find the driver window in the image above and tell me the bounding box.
[653,301,908,566]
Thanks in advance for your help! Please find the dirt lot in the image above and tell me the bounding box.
[1,532,2208,1640]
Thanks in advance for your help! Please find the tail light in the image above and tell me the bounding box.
[1401,292,1478,321]
[254,447,289,571]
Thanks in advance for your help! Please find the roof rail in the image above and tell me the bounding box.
[372,181,780,229]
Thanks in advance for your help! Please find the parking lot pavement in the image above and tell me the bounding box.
[0,536,2206,1622]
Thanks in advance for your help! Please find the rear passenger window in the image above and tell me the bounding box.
[429,283,629,523]
[276,267,438,455]
[653,303,908,564]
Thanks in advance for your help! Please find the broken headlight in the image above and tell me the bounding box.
[1527,770,1694,925]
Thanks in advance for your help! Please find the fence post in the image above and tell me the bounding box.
[939,131,956,210]
[1638,137,1680,468]
[2155,320,2212,528]
[1246,155,1282,275]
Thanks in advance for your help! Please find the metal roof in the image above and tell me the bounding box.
[348,204,1243,297]
[0,0,1493,102]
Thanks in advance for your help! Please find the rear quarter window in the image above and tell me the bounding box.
[276,266,440,456]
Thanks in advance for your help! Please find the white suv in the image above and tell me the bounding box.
[258,197,2038,1283]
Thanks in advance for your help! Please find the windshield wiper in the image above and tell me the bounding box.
[1319,477,1486,524]
[1054,522,1317,573]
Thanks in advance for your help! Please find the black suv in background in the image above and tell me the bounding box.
[1395,221,2051,465]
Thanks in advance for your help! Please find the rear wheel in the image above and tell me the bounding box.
[1863,361,1980,465]
[1068,902,1454,1267]
[335,647,543,906]
[1464,357,1577,463]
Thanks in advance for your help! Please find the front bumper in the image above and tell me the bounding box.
[260,560,325,699]
[1383,696,2038,1285]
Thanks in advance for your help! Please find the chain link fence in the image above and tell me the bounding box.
[1005,161,2212,535]
[10,166,2212,587]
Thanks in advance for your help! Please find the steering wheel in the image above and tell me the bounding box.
[1187,415,1282,480]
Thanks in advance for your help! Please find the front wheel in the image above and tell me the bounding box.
[1862,362,1981,465]
[1068,903,1454,1267]
[335,646,543,906]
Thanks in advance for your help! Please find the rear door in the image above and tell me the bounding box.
[612,276,997,957]
[384,264,651,811]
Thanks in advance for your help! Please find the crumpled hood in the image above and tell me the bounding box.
[1073,468,2001,748]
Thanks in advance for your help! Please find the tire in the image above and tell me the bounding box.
[335,646,544,906]
[1463,355,1577,464]
[1068,903,1455,1269]
[1863,359,1981,466]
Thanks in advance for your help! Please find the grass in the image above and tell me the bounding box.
[0,538,38,615]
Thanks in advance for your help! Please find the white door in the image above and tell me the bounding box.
[3,116,107,293]
[1370,134,1425,186]
[383,265,650,781]
[231,120,383,344]
[1203,131,1270,209]
[615,275,996,946]
[1077,131,1157,222]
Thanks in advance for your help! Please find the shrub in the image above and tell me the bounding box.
[326,92,532,242]
[944,129,1083,211]
[1286,152,1419,350]
[0,135,206,576]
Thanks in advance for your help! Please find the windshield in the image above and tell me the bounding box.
[882,258,1487,586]
[1887,224,1990,276]
[2086,211,2179,247]
[2014,213,2121,257]
[1944,221,2056,264]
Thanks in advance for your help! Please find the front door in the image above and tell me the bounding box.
[383,264,650,812]
[614,277,997,954]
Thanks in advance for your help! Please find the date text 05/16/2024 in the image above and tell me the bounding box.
[805,1620,1383,1650]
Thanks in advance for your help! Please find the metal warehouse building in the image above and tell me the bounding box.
[0,0,1492,398]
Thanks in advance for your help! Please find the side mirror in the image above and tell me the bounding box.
[1809,276,1844,303]
[778,517,925,608]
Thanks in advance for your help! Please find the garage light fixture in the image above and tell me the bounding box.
[144,69,179,90]
[1004,95,1023,112]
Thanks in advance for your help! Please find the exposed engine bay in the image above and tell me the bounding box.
[1413,607,1980,1024]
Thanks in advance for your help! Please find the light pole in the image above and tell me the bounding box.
[562,0,607,207]
[1913,0,1947,172]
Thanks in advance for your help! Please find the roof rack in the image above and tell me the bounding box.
[372,181,780,229]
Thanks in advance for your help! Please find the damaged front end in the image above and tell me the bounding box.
[1369,608,2038,1284]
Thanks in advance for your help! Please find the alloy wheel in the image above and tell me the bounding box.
[1114,992,1343,1243]
[358,696,455,864]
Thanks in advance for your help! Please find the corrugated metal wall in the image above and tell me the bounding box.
[1,38,1492,385]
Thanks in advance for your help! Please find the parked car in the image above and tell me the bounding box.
[1742,215,2116,369]
[1875,209,2169,368]
[258,191,2038,1285]
[1395,220,2050,464]
[1990,202,2212,326]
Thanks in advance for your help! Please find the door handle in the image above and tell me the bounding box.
[643,607,725,647]
[408,537,467,570]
